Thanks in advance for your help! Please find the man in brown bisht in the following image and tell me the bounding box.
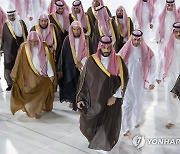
[1,5,28,91]
[69,0,94,38]
[113,6,134,51]
[87,0,112,26]
[57,21,93,111]
[171,75,180,100]
[77,36,128,151]
[31,14,60,67]
[10,31,57,119]
[92,6,119,52]
[49,1,70,60]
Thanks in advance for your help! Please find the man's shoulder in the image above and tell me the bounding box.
[86,54,95,62]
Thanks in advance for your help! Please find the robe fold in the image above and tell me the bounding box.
[10,42,57,117]
[57,35,94,111]
[77,55,128,151]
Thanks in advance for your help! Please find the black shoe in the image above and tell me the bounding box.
[6,86,12,91]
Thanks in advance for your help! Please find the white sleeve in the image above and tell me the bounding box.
[113,86,122,98]
[46,57,54,77]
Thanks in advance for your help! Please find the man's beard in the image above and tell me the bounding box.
[40,24,48,29]
[74,34,81,38]
[100,50,111,57]
[117,14,123,19]
[56,11,63,15]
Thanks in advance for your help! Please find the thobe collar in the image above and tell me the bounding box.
[100,55,110,70]
[57,14,64,24]
[174,38,180,44]
[75,37,80,55]
[8,18,22,37]
[76,13,81,21]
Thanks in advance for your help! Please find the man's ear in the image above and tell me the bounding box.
[173,29,176,34]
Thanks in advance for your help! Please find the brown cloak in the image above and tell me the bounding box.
[76,54,129,151]
[10,42,57,118]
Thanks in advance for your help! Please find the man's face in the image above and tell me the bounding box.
[167,3,174,11]
[116,8,123,18]
[132,37,141,47]
[72,26,81,37]
[30,39,38,47]
[39,18,48,29]
[73,6,81,14]
[8,14,15,21]
[173,28,180,40]
[94,0,100,7]
[100,44,112,57]
[57,7,64,14]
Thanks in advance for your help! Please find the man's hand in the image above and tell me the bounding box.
[150,24,153,29]
[49,76,54,82]
[172,92,177,98]
[76,62,83,72]
[77,101,85,109]
[156,79,161,84]
[149,84,155,90]
[107,96,116,106]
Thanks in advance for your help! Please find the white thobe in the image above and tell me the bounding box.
[133,2,154,43]
[160,39,180,124]
[9,19,23,37]
[31,47,54,77]
[156,11,175,67]
[100,56,122,98]
[76,13,81,22]
[57,14,64,28]
[12,0,29,24]
[156,11,175,43]
[122,45,156,133]
[74,38,87,67]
